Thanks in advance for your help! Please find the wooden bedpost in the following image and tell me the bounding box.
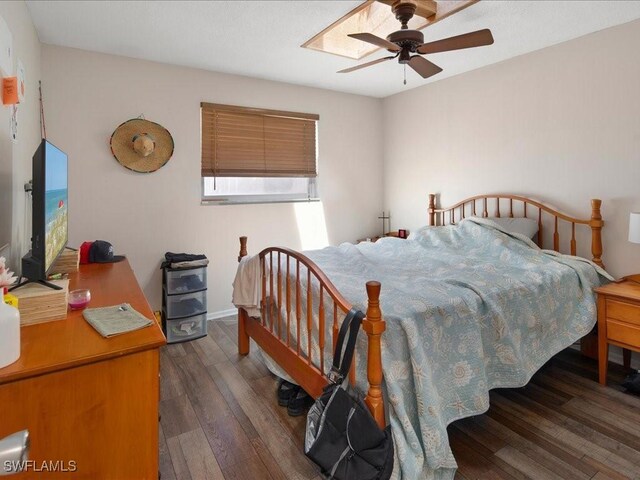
[363,281,386,429]
[428,193,436,226]
[238,236,250,355]
[238,236,248,263]
[589,199,604,268]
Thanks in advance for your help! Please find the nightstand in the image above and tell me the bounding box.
[594,279,640,385]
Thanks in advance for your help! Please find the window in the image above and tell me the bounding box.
[201,103,319,204]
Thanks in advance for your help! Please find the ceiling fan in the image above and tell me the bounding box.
[338,0,494,81]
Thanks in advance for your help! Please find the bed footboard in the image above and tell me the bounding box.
[236,236,386,428]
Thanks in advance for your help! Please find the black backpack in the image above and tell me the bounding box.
[304,309,394,479]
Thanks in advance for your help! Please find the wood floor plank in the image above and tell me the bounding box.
[562,397,640,448]
[201,416,257,470]
[449,427,518,480]
[468,413,592,480]
[158,423,177,480]
[178,428,225,480]
[206,362,260,440]
[450,435,499,479]
[494,445,564,480]
[160,352,186,401]
[209,321,270,380]
[173,345,266,471]
[165,342,188,358]
[211,360,318,480]
[166,434,193,480]
[192,328,228,366]
[581,456,632,480]
[491,391,640,478]
[512,381,570,408]
[250,437,290,480]
[480,407,598,478]
[540,366,640,414]
[452,418,507,454]
[252,374,308,439]
[221,454,273,480]
[159,393,201,440]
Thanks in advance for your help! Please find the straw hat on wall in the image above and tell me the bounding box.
[110,118,174,173]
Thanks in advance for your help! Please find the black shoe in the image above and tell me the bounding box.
[287,388,314,416]
[277,379,299,407]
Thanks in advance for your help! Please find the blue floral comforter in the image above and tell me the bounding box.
[258,218,611,479]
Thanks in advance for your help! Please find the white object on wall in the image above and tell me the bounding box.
[0,14,13,75]
[9,104,17,143]
[17,59,24,102]
[629,213,640,244]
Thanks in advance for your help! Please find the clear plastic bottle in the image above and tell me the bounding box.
[0,287,20,368]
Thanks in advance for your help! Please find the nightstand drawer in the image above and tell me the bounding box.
[607,319,640,348]
[606,299,640,327]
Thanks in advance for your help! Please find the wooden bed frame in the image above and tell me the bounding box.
[237,194,605,428]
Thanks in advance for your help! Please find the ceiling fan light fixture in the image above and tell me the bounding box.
[302,0,478,60]
[337,1,493,83]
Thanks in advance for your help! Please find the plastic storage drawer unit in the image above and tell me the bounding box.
[162,263,208,344]
[164,312,207,343]
[165,267,207,295]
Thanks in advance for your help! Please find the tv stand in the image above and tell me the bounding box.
[9,277,63,292]
[12,251,64,292]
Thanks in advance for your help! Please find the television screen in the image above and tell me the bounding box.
[43,142,68,272]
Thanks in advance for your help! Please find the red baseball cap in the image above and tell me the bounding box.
[79,241,92,265]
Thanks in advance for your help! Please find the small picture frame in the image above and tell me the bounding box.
[398,229,408,239]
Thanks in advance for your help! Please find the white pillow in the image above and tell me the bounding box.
[485,217,538,239]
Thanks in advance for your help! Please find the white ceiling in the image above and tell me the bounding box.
[26,0,640,98]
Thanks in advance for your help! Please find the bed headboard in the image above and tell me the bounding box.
[427,193,604,268]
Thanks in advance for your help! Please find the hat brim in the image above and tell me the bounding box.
[93,255,126,263]
[110,118,174,173]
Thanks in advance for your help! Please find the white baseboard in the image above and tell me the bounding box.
[207,309,237,321]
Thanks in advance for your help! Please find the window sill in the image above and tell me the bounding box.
[201,197,320,206]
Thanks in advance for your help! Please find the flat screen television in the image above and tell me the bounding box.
[12,139,68,291]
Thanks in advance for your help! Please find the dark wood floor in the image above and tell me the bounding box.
[159,319,640,480]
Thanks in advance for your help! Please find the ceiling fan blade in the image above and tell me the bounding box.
[417,29,494,55]
[348,33,401,52]
[337,55,396,73]
[408,56,443,79]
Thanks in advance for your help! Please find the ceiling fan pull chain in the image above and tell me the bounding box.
[403,64,407,85]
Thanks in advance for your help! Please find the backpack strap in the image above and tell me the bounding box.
[328,308,365,384]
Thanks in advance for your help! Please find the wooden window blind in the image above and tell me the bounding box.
[201,103,319,178]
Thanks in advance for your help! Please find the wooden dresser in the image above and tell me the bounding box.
[0,260,166,479]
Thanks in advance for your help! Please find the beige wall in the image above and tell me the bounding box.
[41,45,384,314]
[383,19,640,278]
[0,1,41,269]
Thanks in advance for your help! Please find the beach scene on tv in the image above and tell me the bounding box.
[44,143,68,271]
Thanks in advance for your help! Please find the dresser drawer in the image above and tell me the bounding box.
[606,299,640,327]
[607,319,640,348]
